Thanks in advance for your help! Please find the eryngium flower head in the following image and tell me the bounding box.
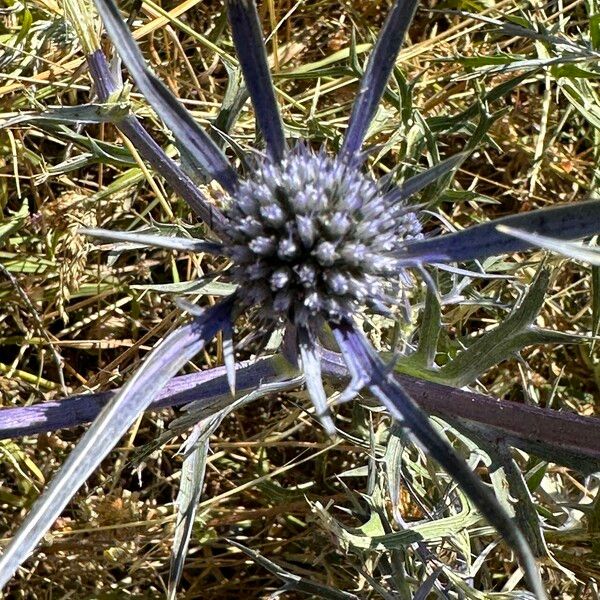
[226,145,422,327]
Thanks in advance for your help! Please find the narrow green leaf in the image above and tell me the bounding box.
[168,432,210,600]
[590,14,600,50]
[131,279,236,296]
[412,274,441,368]
[0,200,28,244]
[81,227,222,254]
[1,103,130,128]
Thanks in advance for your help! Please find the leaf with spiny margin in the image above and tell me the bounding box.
[40,153,98,177]
[228,539,360,600]
[392,61,414,125]
[442,417,600,476]
[286,39,370,76]
[464,106,508,154]
[443,567,537,600]
[490,445,548,558]
[310,488,478,551]
[134,367,304,462]
[211,60,249,146]
[427,71,531,133]
[87,136,137,166]
[559,76,600,130]
[432,262,512,279]
[175,367,300,435]
[383,423,407,526]
[91,166,146,200]
[435,268,586,387]
[447,422,547,557]
[0,300,233,590]
[21,122,137,167]
[412,273,441,368]
[332,323,546,598]
[393,268,582,387]
[442,328,584,388]
[400,417,474,564]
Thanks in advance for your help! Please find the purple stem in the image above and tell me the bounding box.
[1,351,599,470]
[322,350,600,465]
[86,50,230,237]
[0,356,277,439]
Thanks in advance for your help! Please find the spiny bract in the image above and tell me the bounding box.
[226,145,422,326]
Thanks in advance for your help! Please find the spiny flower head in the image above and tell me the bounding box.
[226,145,422,326]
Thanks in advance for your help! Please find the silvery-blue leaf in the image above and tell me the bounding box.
[397,198,600,264]
[341,0,419,159]
[496,224,600,265]
[212,60,250,146]
[168,412,224,600]
[91,0,238,192]
[298,328,335,435]
[174,297,206,317]
[86,50,229,231]
[432,263,513,279]
[132,278,236,295]
[0,299,233,589]
[222,323,236,396]
[168,429,210,600]
[226,0,286,161]
[331,320,546,600]
[166,374,302,599]
[0,103,130,127]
